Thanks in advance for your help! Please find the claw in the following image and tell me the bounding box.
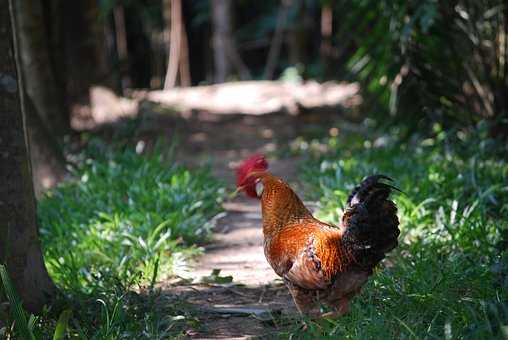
[322,298,349,319]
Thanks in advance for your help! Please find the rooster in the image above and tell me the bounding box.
[236,154,400,318]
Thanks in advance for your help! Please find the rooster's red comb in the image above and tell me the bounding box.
[236,154,268,198]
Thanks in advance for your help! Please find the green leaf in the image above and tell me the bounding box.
[0,264,36,340]
[53,309,72,340]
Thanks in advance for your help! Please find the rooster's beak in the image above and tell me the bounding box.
[230,186,244,199]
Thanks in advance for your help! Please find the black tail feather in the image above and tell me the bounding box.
[342,175,400,270]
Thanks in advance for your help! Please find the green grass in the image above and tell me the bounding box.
[39,141,224,295]
[281,123,508,339]
[2,139,224,339]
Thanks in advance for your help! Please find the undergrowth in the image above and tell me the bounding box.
[282,123,508,339]
[2,140,224,339]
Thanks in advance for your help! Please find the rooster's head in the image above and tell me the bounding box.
[236,154,268,198]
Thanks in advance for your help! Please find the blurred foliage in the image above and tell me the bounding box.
[331,0,508,134]
[280,123,508,338]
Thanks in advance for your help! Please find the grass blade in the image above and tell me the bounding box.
[53,309,72,340]
[0,264,36,340]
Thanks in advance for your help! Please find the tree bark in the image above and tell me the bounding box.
[178,16,192,87]
[211,0,231,83]
[211,0,251,82]
[57,0,110,101]
[113,5,132,90]
[0,0,57,314]
[288,0,309,68]
[164,0,191,89]
[164,0,182,89]
[12,0,69,135]
[264,0,291,80]
[13,0,67,194]
[25,97,67,196]
[320,3,333,61]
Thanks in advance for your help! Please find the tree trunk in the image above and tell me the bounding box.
[320,2,333,71]
[164,0,191,89]
[211,0,231,83]
[25,97,67,196]
[288,0,309,68]
[13,0,67,194]
[210,0,251,82]
[58,0,110,102]
[114,5,131,90]
[0,0,57,314]
[264,0,291,80]
[179,16,192,87]
[12,0,69,135]
[164,0,181,88]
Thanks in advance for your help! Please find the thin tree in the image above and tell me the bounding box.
[211,0,251,83]
[113,5,131,89]
[263,0,291,80]
[320,1,333,61]
[164,0,191,89]
[211,0,230,83]
[0,0,57,313]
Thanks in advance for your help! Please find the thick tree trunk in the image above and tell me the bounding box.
[59,0,110,102]
[0,0,57,314]
[25,97,67,196]
[13,0,67,193]
[12,0,69,135]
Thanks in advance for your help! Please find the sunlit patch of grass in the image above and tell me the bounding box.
[19,139,225,338]
[282,124,508,339]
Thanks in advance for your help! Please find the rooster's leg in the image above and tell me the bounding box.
[285,280,320,317]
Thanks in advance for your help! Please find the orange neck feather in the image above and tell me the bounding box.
[259,173,312,238]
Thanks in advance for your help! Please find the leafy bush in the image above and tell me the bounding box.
[286,125,508,338]
[333,0,508,134]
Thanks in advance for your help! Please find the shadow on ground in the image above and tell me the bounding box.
[156,281,296,338]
